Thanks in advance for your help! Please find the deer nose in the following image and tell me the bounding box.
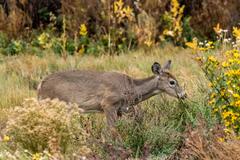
[178,92,187,100]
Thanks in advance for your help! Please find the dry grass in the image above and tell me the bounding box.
[0,1,31,37]
[170,123,240,160]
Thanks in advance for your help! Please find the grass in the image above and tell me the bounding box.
[0,44,213,159]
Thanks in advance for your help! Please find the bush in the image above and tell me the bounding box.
[204,49,240,135]
[160,0,185,44]
[3,40,26,55]
[4,98,89,154]
[186,26,240,135]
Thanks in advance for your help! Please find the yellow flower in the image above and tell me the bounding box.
[235,100,240,107]
[3,135,10,142]
[198,47,208,51]
[210,93,216,99]
[170,0,180,17]
[208,56,217,62]
[231,114,237,122]
[77,45,85,55]
[38,33,50,48]
[144,39,153,47]
[218,137,224,142]
[222,61,229,67]
[208,82,213,87]
[213,23,222,34]
[163,29,174,37]
[208,98,215,105]
[220,89,225,96]
[207,41,213,45]
[225,69,240,76]
[185,38,198,50]
[233,27,240,39]
[161,0,184,41]
[224,121,230,127]
[233,93,240,99]
[213,108,218,113]
[79,24,88,36]
[233,52,240,58]
[32,153,41,160]
[224,128,232,133]
[222,111,233,119]
[195,56,202,62]
[123,6,133,20]
[114,0,124,13]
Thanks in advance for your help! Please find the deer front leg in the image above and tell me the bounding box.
[103,105,122,142]
[104,106,118,127]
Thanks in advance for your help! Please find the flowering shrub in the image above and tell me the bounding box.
[37,32,51,49]
[113,0,134,23]
[4,98,90,153]
[186,27,240,135]
[160,0,185,44]
[109,0,136,53]
[204,49,240,135]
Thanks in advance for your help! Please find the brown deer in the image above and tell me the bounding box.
[37,60,187,129]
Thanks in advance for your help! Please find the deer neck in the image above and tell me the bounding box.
[132,76,159,104]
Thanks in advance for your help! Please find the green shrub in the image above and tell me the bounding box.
[4,40,26,55]
[182,17,195,42]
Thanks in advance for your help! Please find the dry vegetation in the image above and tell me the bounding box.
[168,122,240,160]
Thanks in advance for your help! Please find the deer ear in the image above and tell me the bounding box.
[151,62,161,75]
[163,60,172,71]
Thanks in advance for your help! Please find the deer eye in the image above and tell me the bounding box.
[169,80,176,86]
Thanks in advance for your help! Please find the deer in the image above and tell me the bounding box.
[37,60,187,134]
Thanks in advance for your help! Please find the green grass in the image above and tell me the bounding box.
[0,44,213,159]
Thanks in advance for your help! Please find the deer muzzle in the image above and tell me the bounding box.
[178,91,187,100]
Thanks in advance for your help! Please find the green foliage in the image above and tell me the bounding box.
[4,40,26,55]
[65,39,76,55]
[0,32,27,55]
[116,98,212,157]
[51,38,63,55]
[38,7,51,21]
[182,17,195,42]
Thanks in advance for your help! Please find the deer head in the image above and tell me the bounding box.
[151,60,187,99]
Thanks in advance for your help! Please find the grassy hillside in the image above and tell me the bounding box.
[0,44,220,159]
